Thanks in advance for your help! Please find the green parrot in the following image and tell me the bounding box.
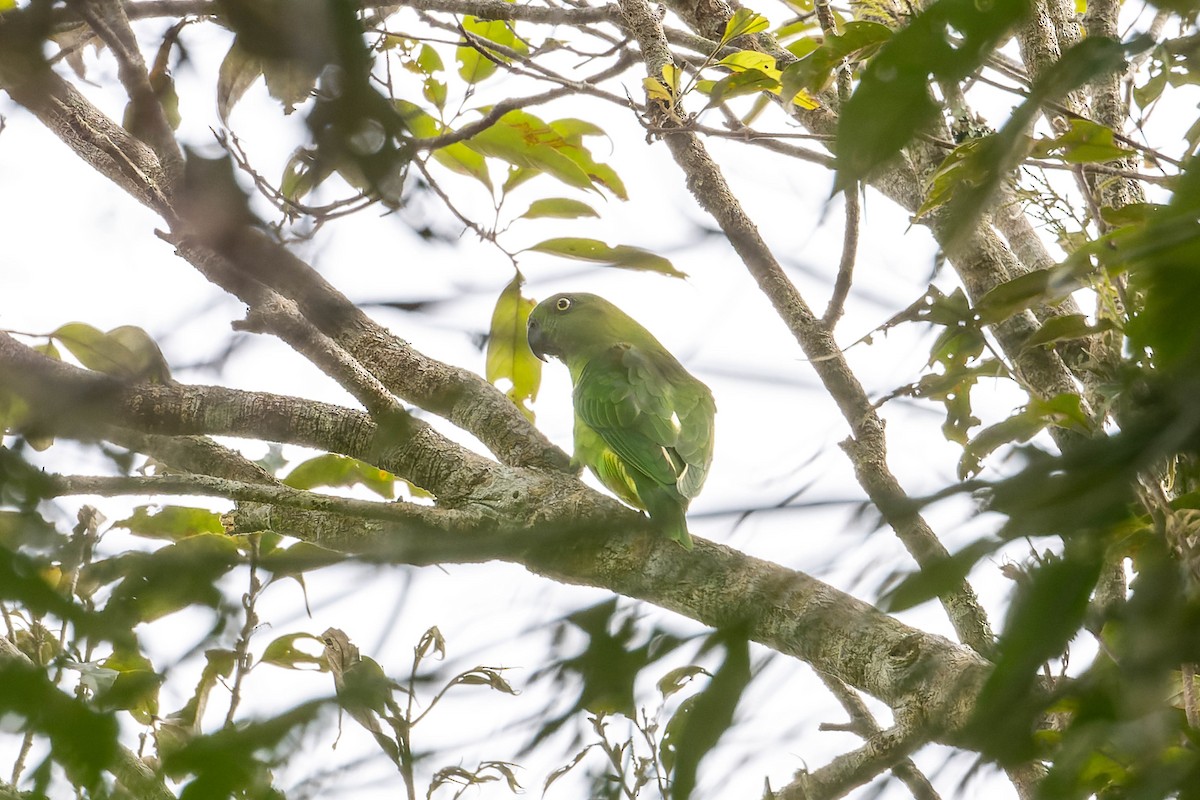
[526,293,715,549]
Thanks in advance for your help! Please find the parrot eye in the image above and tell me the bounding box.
[555,297,572,311]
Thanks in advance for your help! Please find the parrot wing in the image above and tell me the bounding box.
[574,343,713,497]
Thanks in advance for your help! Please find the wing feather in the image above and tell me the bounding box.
[574,344,714,500]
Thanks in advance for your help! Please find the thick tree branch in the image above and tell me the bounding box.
[51,0,620,28]
[0,332,996,748]
[0,332,505,506]
[48,473,478,531]
[166,230,572,472]
[776,722,929,800]
[67,0,184,185]
[816,674,941,800]
[0,28,172,216]
[0,32,569,473]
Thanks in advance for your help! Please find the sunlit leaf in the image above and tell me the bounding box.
[114,505,224,541]
[394,100,492,189]
[464,110,595,192]
[53,322,169,382]
[485,272,541,417]
[702,69,780,106]
[260,632,327,670]
[457,16,524,84]
[526,237,684,277]
[516,197,599,220]
[722,8,770,43]
[283,453,394,498]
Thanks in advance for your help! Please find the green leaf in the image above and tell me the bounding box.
[260,57,319,115]
[105,533,242,625]
[1030,118,1135,164]
[781,20,892,103]
[485,273,541,417]
[959,410,1048,479]
[95,649,164,724]
[163,701,323,787]
[114,506,224,542]
[972,270,1054,324]
[0,661,121,787]
[657,665,709,699]
[661,630,750,800]
[257,540,346,577]
[881,539,1002,612]
[216,37,262,123]
[958,394,1089,479]
[464,110,595,192]
[836,0,1029,184]
[931,36,1150,248]
[548,118,628,200]
[914,137,991,219]
[1022,314,1116,351]
[282,454,395,499]
[260,633,327,670]
[0,510,61,551]
[280,146,332,203]
[526,237,684,277]
[457,17,523,84]
[702,69,780,107]
[394,100,492,189]
[517,197,599,220]
[53,322,169,381]
[722,8,770,42]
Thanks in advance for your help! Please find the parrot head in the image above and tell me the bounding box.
[527,292,646,363]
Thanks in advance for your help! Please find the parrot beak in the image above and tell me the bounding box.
[526,317,550,362]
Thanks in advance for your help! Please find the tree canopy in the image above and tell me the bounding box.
[3,0,1200,798]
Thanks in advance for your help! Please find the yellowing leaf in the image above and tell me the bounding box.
[395,100,492,189]
[643,76,673,102]
[662,63,681,96]
[464,110,623,196]
[719,51,777,74]
[486,273,541,416]
[526,238,685,277]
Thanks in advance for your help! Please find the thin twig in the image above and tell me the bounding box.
[224,536,262,726]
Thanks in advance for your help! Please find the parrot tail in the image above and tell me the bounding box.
[643,489,694,550]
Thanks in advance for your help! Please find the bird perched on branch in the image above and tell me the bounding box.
[527,293,715,549]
